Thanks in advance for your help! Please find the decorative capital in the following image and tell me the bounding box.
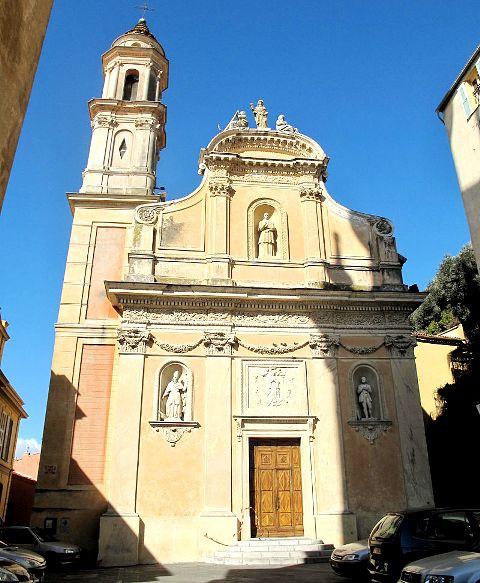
[203,331,237,356]
[135,117,158,130]
[92,114,117,130]
[309,333,340,358]
[348,419,392,444]
[208,180,235,198]
[384,334,417,357]
[117,328,151,354]
[135,203,161,225]
[299,185,324,202]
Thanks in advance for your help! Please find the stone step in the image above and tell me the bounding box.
[204,538,334,565]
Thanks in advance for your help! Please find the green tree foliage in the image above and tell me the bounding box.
[411,244,480,346]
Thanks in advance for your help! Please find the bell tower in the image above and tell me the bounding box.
[80,18,168,196]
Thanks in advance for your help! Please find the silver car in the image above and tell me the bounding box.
[0,527,81,568]
[399,550,480,583]
[0,542,45,581]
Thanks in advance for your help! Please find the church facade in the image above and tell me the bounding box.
[34,20,434,566]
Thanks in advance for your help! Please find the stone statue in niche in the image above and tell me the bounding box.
[357,376,374,419]
[163,370,186,420]
[250,99,268,128]
[276,114,298,133]
[258,212,277,258]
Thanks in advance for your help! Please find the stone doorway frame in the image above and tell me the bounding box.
[233,415,317,541]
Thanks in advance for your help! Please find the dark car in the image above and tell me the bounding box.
[329,539,369,579]
[368,508,480,582]
[0,528,81,568]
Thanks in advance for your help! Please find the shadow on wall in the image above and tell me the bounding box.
[32,372,163,568]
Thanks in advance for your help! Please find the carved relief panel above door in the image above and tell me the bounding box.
[240,360,308,415]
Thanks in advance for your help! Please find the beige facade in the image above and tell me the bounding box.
[0,0,53,212]
[35,20,434,566]
[0,320,27,520]
[437,46,480,271]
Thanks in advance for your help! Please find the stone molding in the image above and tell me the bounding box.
[348,419,392,445]
[121,302,413,331]
[373,218,394,238]
[148,420,200,447]
[117,328,151,354]
[233,415,317,442]
[237,338,309,355]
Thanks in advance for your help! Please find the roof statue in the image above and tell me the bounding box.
[250,99,268,128]
[226,110,249,130]
[276,114,298,133]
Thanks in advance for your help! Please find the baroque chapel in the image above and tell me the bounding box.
[34,19,433,566]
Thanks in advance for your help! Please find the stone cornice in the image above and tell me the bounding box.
[105,281,422,331]
[67,193,161,214]
[88,99,166,121]
[105,280,424,307]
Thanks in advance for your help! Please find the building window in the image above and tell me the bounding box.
[122,71,139,101]
[458,83,473,117]
[0,412,14,462]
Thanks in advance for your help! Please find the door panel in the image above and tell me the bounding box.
[250,439,303,537]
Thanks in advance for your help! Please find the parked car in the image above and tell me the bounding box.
[0,527,81,568]
[0,541,45,581]
[0,557,32,581]
[330,539,369,578]
[399,550,480,582]
[368,508,480,582]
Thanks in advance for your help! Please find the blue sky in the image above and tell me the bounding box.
[0,0,476,449]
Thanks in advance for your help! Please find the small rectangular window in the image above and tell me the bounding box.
[458,83,473,117]
[1,417,13,461]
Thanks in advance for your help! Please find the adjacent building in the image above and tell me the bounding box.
[0,0,53,211]
[414,325,465,419]
[0,320,27,521]
[6,452,40,526]
[437,46,480,270]
[34,20,434,566]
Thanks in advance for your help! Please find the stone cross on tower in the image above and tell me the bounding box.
[136,1,155,19]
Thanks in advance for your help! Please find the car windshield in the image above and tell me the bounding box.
[31,528,58,543]
[370,514,403,540]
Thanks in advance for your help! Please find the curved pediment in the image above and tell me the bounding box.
[203,129,328,162]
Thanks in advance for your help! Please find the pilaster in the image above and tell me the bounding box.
[98,327,150,567]
[299,184,327,285]
[199,331,238,555]
[309,334,357,544]
[386,335,434,509]
[206,179,234,281]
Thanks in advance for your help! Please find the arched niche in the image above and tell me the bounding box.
[155,362,193,422]
[247,198,289,260]
[351,364,385,421]
[111,130,134,168]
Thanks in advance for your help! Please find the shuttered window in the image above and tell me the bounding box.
[458,83,473,117]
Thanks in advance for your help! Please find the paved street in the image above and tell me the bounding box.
[45,562,341,582]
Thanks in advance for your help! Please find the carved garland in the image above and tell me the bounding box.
[152,337,204,353]
[146,333,414,356]
[237,339,309,355]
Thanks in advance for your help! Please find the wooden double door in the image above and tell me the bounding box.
[249,439,304,538]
